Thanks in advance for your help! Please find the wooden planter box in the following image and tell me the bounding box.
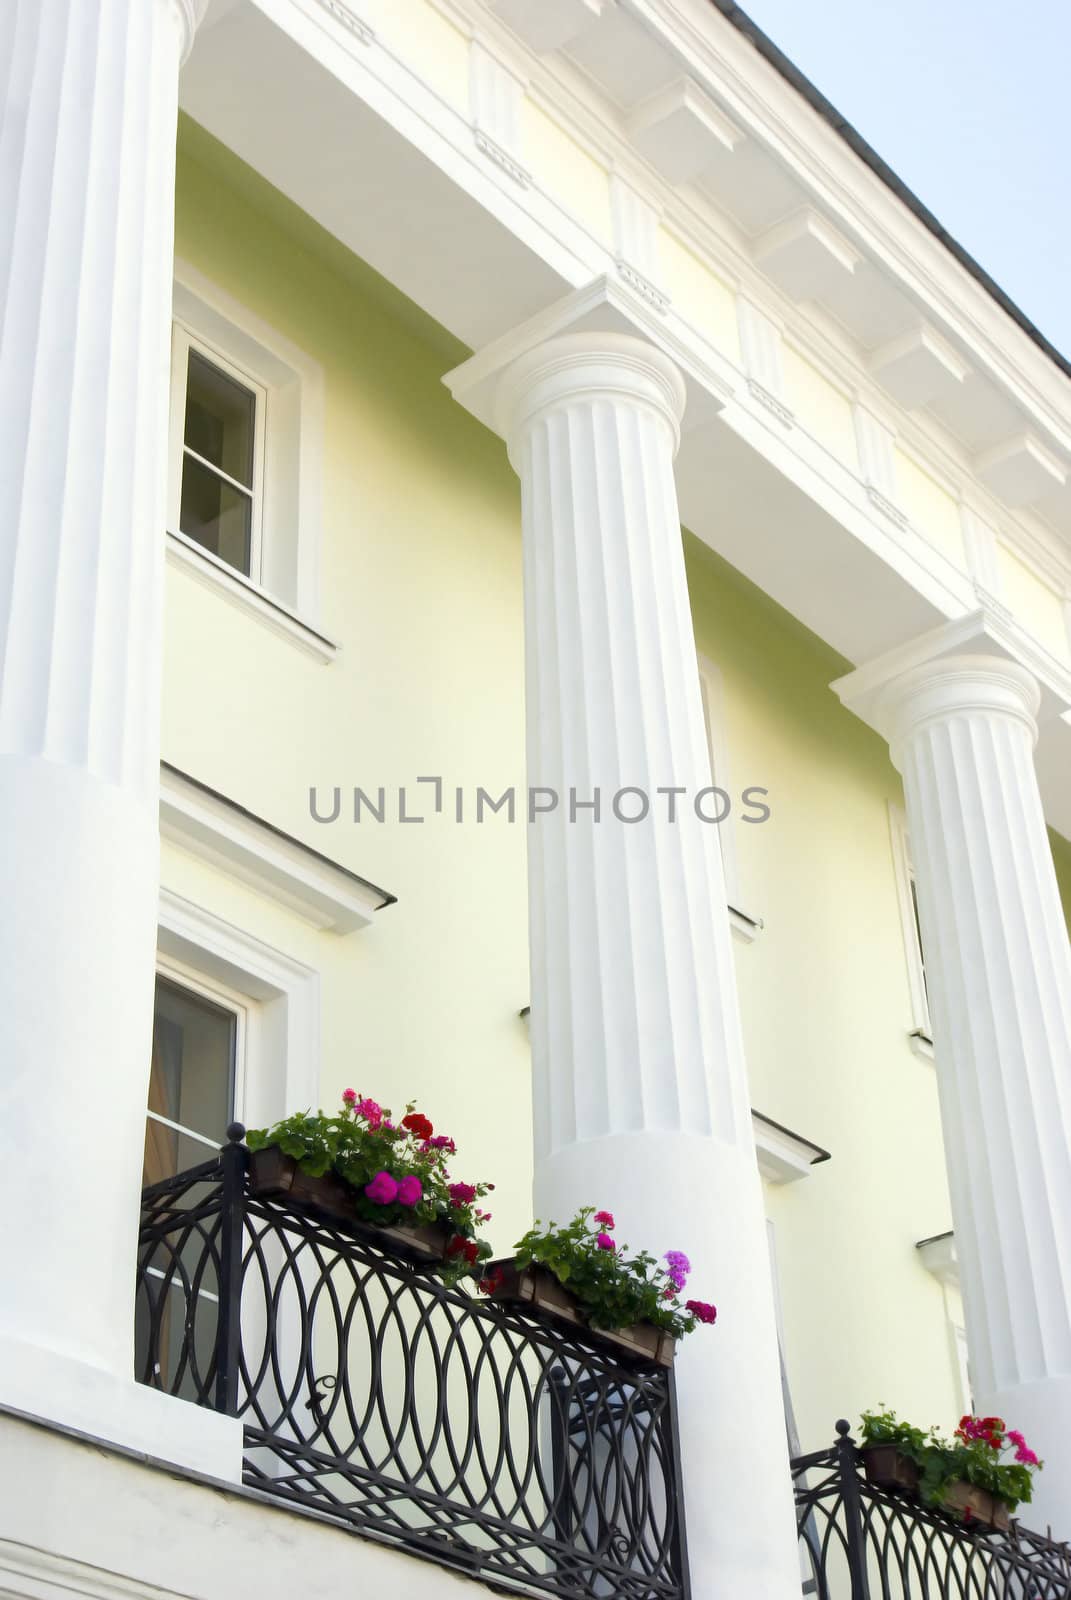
[862,1447,1010,1532]
[248,1147,453,1263]
[862,1445,921,1493]
[940,1480,1011,1532]
[484,1259,676,1368]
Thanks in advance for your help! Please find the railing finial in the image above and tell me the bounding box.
[225,1121,246,1144]
[835,1418,852,1437]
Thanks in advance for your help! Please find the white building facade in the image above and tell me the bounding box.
[2,1,1071,1596]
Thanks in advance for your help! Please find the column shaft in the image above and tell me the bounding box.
[0,0,197,1403]
[885,656,1071,1526]
[500,333,801,1597]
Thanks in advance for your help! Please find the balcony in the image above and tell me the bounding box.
[135,1130,690,1600]
[793,1421,1071,1598]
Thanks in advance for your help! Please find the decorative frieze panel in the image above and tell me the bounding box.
[853,404,907,528]
[470,40,529,186]
[737,297,792,425]
[609,174,667,312]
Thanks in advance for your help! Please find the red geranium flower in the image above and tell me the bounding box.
[446,1235,479,1265]
[402,1112,434,1141]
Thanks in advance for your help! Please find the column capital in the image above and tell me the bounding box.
[445,272,730,439]
[832,604,1071,749]
[495,331,686,458]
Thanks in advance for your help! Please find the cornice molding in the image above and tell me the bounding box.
[312,0,375,46]
[462,0,1071,541]
[159,765,395,932]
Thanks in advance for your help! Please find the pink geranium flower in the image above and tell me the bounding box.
[596,1233,616,1251]
[396,1174,422,1207]
[365,1170,399,1205]
[594,1210,615,1229]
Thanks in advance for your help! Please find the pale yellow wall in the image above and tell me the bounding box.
[168,121,533,1252]
[996,542,1071,666]
[893,448,966,570]
[686,539,964,1449]
[521,102,614,247]
[781,345,858,466]
[168,122,1071,1461]
[659,229,740,363]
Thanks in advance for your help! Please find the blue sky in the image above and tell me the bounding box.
[737,0,1071,361]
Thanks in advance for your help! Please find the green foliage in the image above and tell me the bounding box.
[246,1095,493,1287]
[860,1408,1042,1513]
[512,1209,714,1341]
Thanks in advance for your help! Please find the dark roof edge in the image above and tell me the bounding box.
[708,0,1071,384]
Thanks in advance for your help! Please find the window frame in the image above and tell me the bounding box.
[147,956,250,1161]
[888,801,933,1051]
[168,321,268,584]
[697,653,764,941]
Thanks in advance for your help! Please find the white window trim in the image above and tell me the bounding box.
[151,953,251,1151]
[168,260,331,656]
[159,763,393,933]
[888,801,934,1056]
[698,653,764,942]
[157,888,320,1134]
[168,324,268,583]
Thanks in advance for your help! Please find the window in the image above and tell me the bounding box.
[143,972,243,1187]
[169,328,265,579]
[165,265,331,656]
[888,803,933,1050]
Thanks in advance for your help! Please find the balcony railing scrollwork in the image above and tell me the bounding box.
[793,1420,1071,1598]
[135,1129,690,1600]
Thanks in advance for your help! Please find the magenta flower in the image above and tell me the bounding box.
[685,1299,717,1325]
[448,1182,478,1206]
[342,1088,357,1107]
[1016,1445,1040,1466]
[396,1174,422,1207]
[1006,1430,1026,1449]
[365,1171,399,1205]
[593,1210,615,1229]
[423,1135,457,1154]
[355,1096,383,1128]
[596,1232,616,1251]
[664,1250,691,1291]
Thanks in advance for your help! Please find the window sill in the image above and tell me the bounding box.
[908,1028,935,1062]
[729,904,765,943]
[165,530,340,664]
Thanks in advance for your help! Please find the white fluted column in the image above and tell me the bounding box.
[473,333,800,1596]
[0,0,236,1474]
[838,643,1071,1526]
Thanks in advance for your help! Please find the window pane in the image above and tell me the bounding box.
[144,977,237,1186]
[184,349,256,487]
[179,453,252,575]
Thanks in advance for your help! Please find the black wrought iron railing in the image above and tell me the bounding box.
[135,1130,690,1600]
[793,1420,1071,1599]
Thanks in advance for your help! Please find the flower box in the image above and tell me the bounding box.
[484,1259,676,1368]
[939,1480,1011,1532]
[247,1146,453,1262]
[861,1445,1011,1531]
[862,1445,921,1494]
